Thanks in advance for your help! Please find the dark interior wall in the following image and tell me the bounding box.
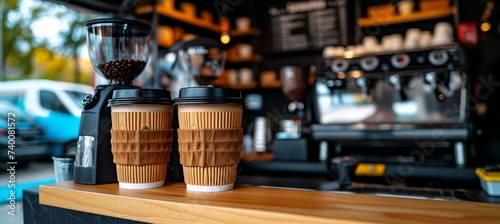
[229,0,458,131]
[225,1,334,132]
[456,0,500,164]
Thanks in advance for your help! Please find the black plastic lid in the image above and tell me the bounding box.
[174,87,246,105]
[86,18,151,31]
[108,89,174,106]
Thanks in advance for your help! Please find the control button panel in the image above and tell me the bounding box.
[428,50,449,66]
[360,56,379,71]
[331,59,349,73]
[391,54,410,69]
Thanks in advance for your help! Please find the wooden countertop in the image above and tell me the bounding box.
[40,181,500,224]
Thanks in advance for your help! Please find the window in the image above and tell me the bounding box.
[65,90,87,109]
[0,102,31,122]
[40,90,69,114]
[0,91,25,109]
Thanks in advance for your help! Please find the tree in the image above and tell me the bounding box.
[1,0,49,79]
[53,8,91,83]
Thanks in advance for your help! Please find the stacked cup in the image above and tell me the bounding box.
[108,89,174,189]
[174,87,245,192]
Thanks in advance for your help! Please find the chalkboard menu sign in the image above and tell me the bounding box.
[267,0,351,52]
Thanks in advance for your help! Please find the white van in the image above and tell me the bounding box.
[0,79,93,156]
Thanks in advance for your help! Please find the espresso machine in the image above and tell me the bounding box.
[313,44,472,182]
[272,65,313,161]
[74,18,151,184]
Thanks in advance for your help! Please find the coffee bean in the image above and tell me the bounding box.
[97,59,147,82]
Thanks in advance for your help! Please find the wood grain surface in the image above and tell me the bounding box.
[40,181,500,224]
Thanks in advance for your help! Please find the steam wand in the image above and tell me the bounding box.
[388,74,408,101]
[326,78,346,105]
[424,72,446,102]
[355,77,376,103]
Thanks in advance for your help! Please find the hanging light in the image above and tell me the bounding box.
[220,32,230,44]
[481,22,491,32]
[219,16,231,44]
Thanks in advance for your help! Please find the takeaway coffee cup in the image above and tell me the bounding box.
[174,87,245,192]
[108,89,174,189]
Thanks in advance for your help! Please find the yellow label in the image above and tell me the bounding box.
[476,168,500,182]
[355,163,385,176]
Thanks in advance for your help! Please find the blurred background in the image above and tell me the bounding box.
[3,0,500,223]
[0,1,96,223]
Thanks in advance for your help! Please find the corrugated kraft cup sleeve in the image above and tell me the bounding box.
[110,129,173,165]
[178,128,243,167]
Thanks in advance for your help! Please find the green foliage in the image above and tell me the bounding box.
[2,0,49,78]
[2,0,93,83]
[54,9,92,83]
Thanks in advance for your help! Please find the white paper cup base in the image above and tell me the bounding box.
[186,183,234,192]
[119,180,165,189]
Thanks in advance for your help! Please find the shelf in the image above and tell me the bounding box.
[260,80,282,89]
[229,28,262,37]
[357,7,456,27]
[227,82,258,89]
[135,5,221,33]
[241,152,274,161]
[39,181,500,224]
[212,77,258,89]
[226,55,263,63]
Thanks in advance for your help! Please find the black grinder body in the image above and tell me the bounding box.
[73,84,138,184]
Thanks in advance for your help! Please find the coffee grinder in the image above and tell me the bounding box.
[272,65,312,161]
[74,18,151,184]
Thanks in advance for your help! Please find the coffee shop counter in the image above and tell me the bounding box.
[25,181,500,224]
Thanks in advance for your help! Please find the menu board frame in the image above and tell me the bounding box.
[264,0,354,53]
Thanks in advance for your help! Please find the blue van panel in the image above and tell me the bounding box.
[34,111,80,155]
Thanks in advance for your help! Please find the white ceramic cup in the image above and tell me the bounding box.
[398,0,414,15]
[404,28,421,49]
[235,17,251,31]
[239,68,253,85]
[362,36,381,53]
[227,69,238,85]
[237,43,253,59]
[323,46,345,58]
[382,34,403,51]
[323,46,337,58]
[253,117,268,152]
[346,45,365,55]
[433,22,454,46]
[419,31,433,47]
[362,36,379,48]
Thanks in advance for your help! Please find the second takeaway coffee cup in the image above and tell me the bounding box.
[174,87,245,192]
[108,89,174,189]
